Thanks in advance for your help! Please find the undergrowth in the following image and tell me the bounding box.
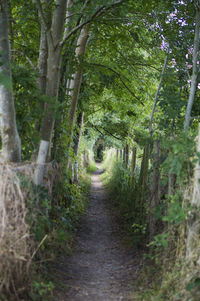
[102,151,146,247]
[0,163,91,301]
[102,140,200,301]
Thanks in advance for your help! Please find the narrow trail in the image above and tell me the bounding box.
[54,164,140,301]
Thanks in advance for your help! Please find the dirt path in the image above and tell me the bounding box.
[53,165,140,301]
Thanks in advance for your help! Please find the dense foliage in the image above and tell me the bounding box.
[1,0,200,299]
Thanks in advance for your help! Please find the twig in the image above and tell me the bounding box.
[11,50,37,71]
[30,235,48,261]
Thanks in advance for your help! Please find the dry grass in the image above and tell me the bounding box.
[0,162,57,299]
[0,164,33,299]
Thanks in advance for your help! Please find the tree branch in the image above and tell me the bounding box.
[34,0,48,31]
[11,50,37,71]
[61,5,106,47]
[61,0,124,47]
[118,51,161,72]
[89,63,144,105]
[91,124,123,141]
[33,0,54,47]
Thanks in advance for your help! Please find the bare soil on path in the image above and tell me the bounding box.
[53,164,141,301]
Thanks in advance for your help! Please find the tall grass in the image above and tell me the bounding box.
[102,149,146,246]
[0,165,33,299]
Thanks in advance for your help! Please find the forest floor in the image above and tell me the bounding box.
[52,164,142,301]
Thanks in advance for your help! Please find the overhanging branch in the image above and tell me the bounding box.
[89,63,144,105]
[61,0,124,47]
[91,124,123,141]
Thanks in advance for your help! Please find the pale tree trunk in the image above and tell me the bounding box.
[74,111,84,183]
[136,145,149,215]
[34,0,51,135]
[123,146,126,164]
[149,140,160,241]
[120,149,123,162]
[125,144,129,168]
[116,149,119,162]
[186,124,200,260]
[149,51,169,136]
[40,0,67,142]
[68,26,89,147]
[34,140,49,185]
[0,0,21,162]
[35,0,67,185]
[168,172,176,196]
[131,147,137,184]
[37,0,50,95]
[184,2,200,131]
[168,119,176,195]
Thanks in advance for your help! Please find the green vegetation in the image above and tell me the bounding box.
[1,0,200,299]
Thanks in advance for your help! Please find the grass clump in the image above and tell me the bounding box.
[0,162,91,301]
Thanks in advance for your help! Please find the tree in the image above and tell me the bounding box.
[184,0,200,131]
[0,0,21,162]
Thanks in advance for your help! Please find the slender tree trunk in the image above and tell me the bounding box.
[120,149,123,162]
[34,140,49,185]
[123,146,126,164]
[186,124,200,260]
[125,143,129,168]
[168,119,176,195]
[149,140,160,241]
[0,0,21,162]
[68,26,89,147]
[149,51,169,136]
[116,149,119,162]
[136,145,149,214]
[74,111,84,183]
[74,112,84,157]
[37,0,50,95]
[34,0,51,135]
[131,147,137,184]
[168,172,176,196]
[184,2,200,131]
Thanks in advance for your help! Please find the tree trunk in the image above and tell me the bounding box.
[37,0,50,95]
[35,0,67,185]
[68,26,89,147]
[125,143,129,168]
[116,149,119,162]
[74,111,84,183]
[131,147,137,184]
[123,146,126,164]
[39,0,67,143]
[186,124,200,260]
[149,140,160,241]
[34,140,49,185]
[149,51,169,137]
[168,172,176,196]
[0,0,21,162]
[120,149,123,162]
[34,0,51,135]
[184,2,200,131]
[135,145,149,214]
